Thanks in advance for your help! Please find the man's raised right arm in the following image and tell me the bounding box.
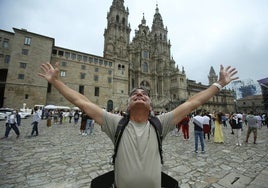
[38,62,103,125]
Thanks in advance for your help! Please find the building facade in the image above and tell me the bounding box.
[0,0,235,113]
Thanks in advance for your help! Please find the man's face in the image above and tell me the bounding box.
[128,88,151,111]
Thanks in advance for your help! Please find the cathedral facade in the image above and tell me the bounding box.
[0,0,235,113]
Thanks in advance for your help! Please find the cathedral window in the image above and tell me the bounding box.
[60,70,66,77]
[20,62,27,69]
[65,52,70,59]
[77,55,82,61]
[94,75,98,81]
[81,65,86,70]
[143,51,149,59]
[71,53,76,60]
[142,62,148,73]
[80,73,86,79]
[18,74,24,79]
[3,38,9,48]
[4,55,10,64]
[94,58,98,64]
[58,51,64,56]
[94,87,99,97]
[61,61,67,67]
[22,49,29,55]
[118,64,121,70]
[83,56,87,62]
[116,15,119,23]
[95,67,99,72]
[122,17,125,25]
[24,37,31,45]
[79,85,84,94]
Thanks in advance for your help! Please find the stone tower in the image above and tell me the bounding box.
[129,5,187,111]
[104,0,131,61]
[103,0,131,110]
[208,66,218,85]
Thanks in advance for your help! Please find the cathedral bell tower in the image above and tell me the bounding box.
[208,66,218,85]
[104,0,131,60]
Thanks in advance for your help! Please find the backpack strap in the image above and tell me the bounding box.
[111,114,164,165]
[148,115,163,164]
[111,115,129,165]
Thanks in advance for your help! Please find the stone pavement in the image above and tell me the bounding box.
[0,118,267,188]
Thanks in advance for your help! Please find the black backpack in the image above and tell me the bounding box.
[91,114,179,188]
[111,113,164,165]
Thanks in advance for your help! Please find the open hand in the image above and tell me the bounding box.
[218,65,239,87]
[38,62,60,84]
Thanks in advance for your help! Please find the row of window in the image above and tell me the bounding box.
[79,86,100,97]
[23,86,99,100]
[53,49,113,67]
[0,36,31,49]
[16,71,112,84]
[59,70,112,83]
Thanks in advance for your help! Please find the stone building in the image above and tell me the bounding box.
[0,0,235,113]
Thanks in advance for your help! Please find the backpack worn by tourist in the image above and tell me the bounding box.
[91,114,179,188]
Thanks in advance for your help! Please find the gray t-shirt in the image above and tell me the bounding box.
[101,111,174,188]
[246,115,258,128]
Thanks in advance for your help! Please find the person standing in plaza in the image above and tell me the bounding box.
[80,112,87,135]
[31,107,41,136]
[193,109,205,153]
[203,112,211,141]
[85,115,95,135]
[1,110,20,139]
[180,115,190,140]
[73,110,80,126]
[214,112,224,143]
[245,111,258,144]
[38,62,238,187]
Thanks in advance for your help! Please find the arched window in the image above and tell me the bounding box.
[122,17,125,25]
[142,62,148,73]
[116,15,119,23]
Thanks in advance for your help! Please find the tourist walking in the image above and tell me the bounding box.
[85,115,95,135]
[73,110,80,126]
[1,110,20,139]
[31,107,41,136]
[80,112,87,135]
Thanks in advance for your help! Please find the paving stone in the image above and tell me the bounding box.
[0,119,267,187]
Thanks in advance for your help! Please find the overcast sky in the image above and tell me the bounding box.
[1,0,268,85]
